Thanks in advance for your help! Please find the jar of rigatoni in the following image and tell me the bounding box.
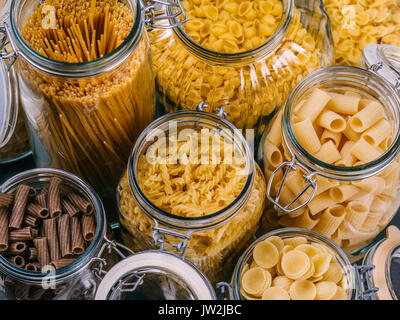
[0,0,31,164]
[0,0,186,202]
[149,0,333,141]
[117,104,267,284]
[0,168,134,300]
[259,66,400,262]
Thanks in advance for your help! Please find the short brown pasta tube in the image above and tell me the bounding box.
[0,194,14,207]
[50,258,75,269]
[27,203,49,219]
[61,198,79,217]
[58,214,71,258]
[9,185,31,229]
[67,192,94,215]
[28,247,38,260]
[35,192,47,209]
[7,255,25,268]
[0,207,9,251]
[81,215,96,241]
[48,177,62,218]
[8,242,27,255]
[33,237,50,269]
[23,215,39,228]
[71,216,85,255]
[9,227,34,241]
[25,262,40,272]
[43,218,61,262]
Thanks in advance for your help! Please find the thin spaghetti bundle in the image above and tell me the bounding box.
[20,0,155,198]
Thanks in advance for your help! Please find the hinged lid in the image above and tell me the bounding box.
[95,251,216,300]
[362,44,400,92]
[370,225,400,300]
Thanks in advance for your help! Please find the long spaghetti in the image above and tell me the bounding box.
[19,0,155,198]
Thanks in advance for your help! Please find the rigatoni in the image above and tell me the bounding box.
[58,215,71,258]
[61,198,79,217]
[43,218,61,262]
[9,227,34,242]
[48,177,62,219]
[34,237,50,269]
[0,207,9,251]
[71,217,85,255]
[0,194,14,208]
[27,203,49,219]
[82,215,96,241]
[8,242,27,255]
[67,192,94,215]
[9,185,31,229]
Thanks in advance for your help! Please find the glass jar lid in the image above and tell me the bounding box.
[366,226,400,300]
[362,44,400,93]
[95,250,216,300]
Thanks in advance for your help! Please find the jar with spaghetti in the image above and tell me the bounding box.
[0,168,135,300]
[259,66,400,262]
[0,0,31,164]
[0,0,186,200]
[117,104,267,284]
[230,227,395,300]
[149,0,333,141]
[324,0,400,66]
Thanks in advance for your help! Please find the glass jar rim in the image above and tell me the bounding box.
[169,0,294,66]
[126,110,255,231]
[231,227,357,300]
[0,168,106,285]
[282,66,400,181]
[8,0,144,77]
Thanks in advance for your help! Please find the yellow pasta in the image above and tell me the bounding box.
[317,110,346,133]
[272,276,294,292]
[313,205,347,237]
[315,281,338,300]
[242,267,271,297]
[362,119,392,147]
[262,287,290,300]
[289,280,317,300]
[292,118,322,154]
[253,241,280,269]
[281,250,310,279]
[313,141,342,164]
[349,101,385,133]
[311,254,332,278]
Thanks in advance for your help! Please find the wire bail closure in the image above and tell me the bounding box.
[354,265,379,300]
[0,23,18,71]
[196,101,228,119]
[140,0,187,29]
[266,155,318,214]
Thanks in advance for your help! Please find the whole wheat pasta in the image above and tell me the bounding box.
[25,262,40,272]
[23,215,39,228]
[28,247,38,260]
[0,207,9,251]
[61,198,79,217]
[58,214,71,258]
[9,227,34,242]
[9,185,31,229]
[50,258,76,269]
[35,189,48,209]
[0,194,14,207]
[43,218,61,262]
[27,203,49,219]
[48,177,62,219]
[8,242,27,255]
[81,215,96,241]
[67,192,93,216]
[7,255,25,268]
[71,216,85,255]
[33,237,50,269]
[20,0,155,196]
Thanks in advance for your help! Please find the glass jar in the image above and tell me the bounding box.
[149,0,333,141]
[0,0,30,164]
[0,168,117,300]
[0,0,186,199]
[230,227,387,300]
[117,104,267,284]
[259,66,400,261]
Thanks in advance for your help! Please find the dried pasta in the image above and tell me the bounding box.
[263,87,400,254]
[324,0,400,66]
[19,0,155,196]
[149,0,325,130]
[118,130,267,284]
[240,235,348,300]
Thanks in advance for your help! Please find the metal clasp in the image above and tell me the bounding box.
[354,265,379,300]
[266,157,318,214]
[90,235,135,281]
[0,23,19,71]
[152,220,192,259]
[216,282,234,300]
[367,62,383,73]
[140,0,187,29]
[197,101,228,119]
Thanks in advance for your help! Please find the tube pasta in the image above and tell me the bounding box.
[263,84,399,255]
[317,110,346,133]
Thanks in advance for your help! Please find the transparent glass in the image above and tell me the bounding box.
[231,228,357,300]
[149,0,333,142]
[0,168,106,300]
[7,0,155,199]
[117,110,267,284]
[0,0,30,164]
[260,66,400,261]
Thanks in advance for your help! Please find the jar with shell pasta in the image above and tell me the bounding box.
[117,104,267,284]
[324,0,400,66]
[230,227,400,300]
[0,0,31,164]
[149,0,333,142]
[0,168,136,300]
[259,65,400,262]
[0,0,187,204]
